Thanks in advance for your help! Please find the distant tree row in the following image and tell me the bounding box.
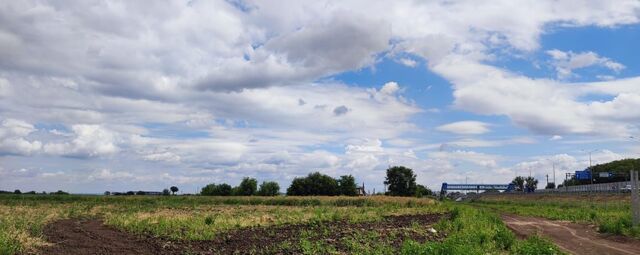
[0,190,68,195]
[105,186,179,196]
[201,177,280,196]
[286,172,357,196]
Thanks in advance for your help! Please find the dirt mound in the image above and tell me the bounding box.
[502,214,640,255]
[38,213,446,255]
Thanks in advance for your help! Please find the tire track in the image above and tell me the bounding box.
[502,214,640,255]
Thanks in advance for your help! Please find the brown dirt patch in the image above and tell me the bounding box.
[502,214,640,255]
[38,213,446,255]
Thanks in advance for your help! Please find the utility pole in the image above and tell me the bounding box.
[583,149,599,185]
[553,163,556,187]
[546,174,549,186]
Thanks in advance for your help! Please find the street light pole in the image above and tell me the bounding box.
[582,149,599,185]
[553,162,556,188]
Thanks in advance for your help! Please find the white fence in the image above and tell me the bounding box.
[536,181,633,193]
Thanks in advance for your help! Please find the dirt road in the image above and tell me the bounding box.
[502,214,640,255]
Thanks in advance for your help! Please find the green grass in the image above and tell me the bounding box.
[0,194,441,254]
[394,205,563,255]
[473,195,640,238]
[0,194,566,254]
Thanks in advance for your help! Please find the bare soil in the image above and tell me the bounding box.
[502,214,640,255]
[37,213,446,255]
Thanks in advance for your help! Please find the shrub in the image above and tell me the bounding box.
[511,235,563,255]
[286,172,339,196]
[201,183,232,196]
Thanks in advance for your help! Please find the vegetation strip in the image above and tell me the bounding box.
[474,194,640,238]
[37,214,445,255]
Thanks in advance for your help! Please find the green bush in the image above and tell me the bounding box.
[511,235,563,255]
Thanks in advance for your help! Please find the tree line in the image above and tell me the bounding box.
[199,166,433,197]
[0,190,69,195]
[201,177,280,196]
[3,166,434,198]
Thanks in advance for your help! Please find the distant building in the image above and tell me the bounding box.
[108,191,164,196]
[356,182,367,196]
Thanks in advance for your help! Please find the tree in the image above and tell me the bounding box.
[337,175,357,196]
[257,181,280,196]
[237,177,258,196]
[170,186,179,195]
[286,172,339,196]
[415,184,433,197]
[525,177,538,192]
[104,191,111,196]
[14,189,21,194]
[545,182,556,189]
[201,183,232,196]
[52,190,69,195]
[287,177,307,196]
[511,176,525,192]
[162,189,171,196]
[384,166,417,196]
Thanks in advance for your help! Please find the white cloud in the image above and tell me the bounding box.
[397,58,417,67]
[44,125,119,158]
[550,135,563,141]
[0,119,42,155]
[1,0,640,192]
[546,49,625,79]
[436,121,491,135]
[431,56,640,136]
[380,82,400,95]
[428,150,500,168]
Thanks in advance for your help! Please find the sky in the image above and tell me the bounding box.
[1,0,640,194]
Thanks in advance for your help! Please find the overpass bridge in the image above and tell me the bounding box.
[440,183,515,200]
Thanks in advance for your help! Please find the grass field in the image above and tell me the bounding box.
[0,194,562,255]
[473,193,640,238]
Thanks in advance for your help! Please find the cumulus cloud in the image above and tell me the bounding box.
[380,82,400,95]
[436,121,491,135]
[0,119,42,155]
[546,49,625,79]
[550,135,563,141]
[1,0,640,192]
[44,125,119,158]
[333,105,349,116]
[195,13,391,91]
[428,150,500,168]
[431,56,640,136]
[397,58,417,67]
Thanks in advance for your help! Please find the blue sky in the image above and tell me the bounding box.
[1,1,640,194]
